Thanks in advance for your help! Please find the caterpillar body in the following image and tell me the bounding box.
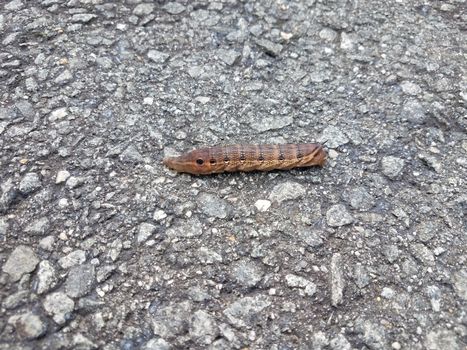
[163,143,326,175]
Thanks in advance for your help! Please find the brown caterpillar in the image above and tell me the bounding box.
[163,143,326,175]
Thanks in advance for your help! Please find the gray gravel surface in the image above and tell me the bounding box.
[1,0,466,349]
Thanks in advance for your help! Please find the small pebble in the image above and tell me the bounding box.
[255,39,283,56]
[223,295,271,328]
[2,245,39,281]
[285,274,317,296]
[58,198,69,208]
[319,126,349,148]
[163,2,186,15]
[197,193,231,219]
[25,217,50,236]
[43,292,74,325]
[381,287,395,299]
[400,81,422,95]
[8,313,47,339]
[148,50,170,63]
[269,181,306,204]
[35,260,57,294]
[49,108,68,121]
[19,172,41,195]
[328,149,339,159]
[137,222,156,243]
[153,209,167,221]
[452,269,467,300]
[326,204,354,227]
[330,253,345,306]
[340,32,356,50]
[65,264,96,298]
[218,49,241,66]
[39,236,55,251]
[56,170,71,184]
[58,250,86,269]
[71,14,97,23]
[419,153,442,173]
[54,69,73,85]
[319,27,338,41]
[66,176,83,189]
[133,3,154,16]
[231,260,264,288]
[254,199,271,212]
[381,156,405,179]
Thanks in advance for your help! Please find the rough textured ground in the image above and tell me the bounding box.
[0,0,466,349]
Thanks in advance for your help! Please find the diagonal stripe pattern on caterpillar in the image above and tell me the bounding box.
[163,143,327,175]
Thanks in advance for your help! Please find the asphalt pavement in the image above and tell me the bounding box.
[0,0,466,349]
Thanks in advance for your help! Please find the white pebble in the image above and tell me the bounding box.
[433,247,446,256]
[328,149,339,159]
[153,210,167,221]
[116,23,127,31]
[49,108,68,121]
[254,199,271,212]
[55,170,70,184]
[39,236,55,251]
[381,287,395,299]
[58,198,68,208]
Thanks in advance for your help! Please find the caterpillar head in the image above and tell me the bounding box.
[163,148,218,175]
